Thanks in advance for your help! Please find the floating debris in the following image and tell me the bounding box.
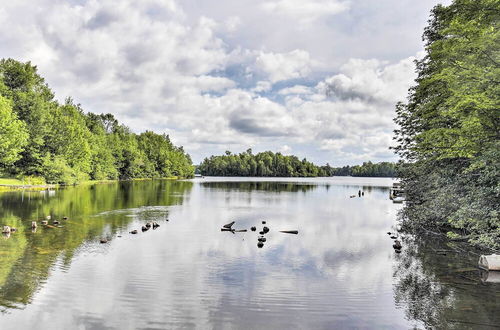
[259,231,265,235]
[262,221,266,224]
[257,242,264,248]
[130,230,138,234]
[250,226,256,231]
[145,222,152,229]
[152,221,160,229]
[142,226,148,232]
[280,230,298,234]
[53,220,60,225]
[258,237,267,243]
[262,226,269,234]
[223,221,235,229]
[390,235,397,239]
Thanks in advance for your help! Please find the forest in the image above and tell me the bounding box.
[393,0,499,249]
[0,59,194,184]
[198,150,396,177]
[330,161,396,177]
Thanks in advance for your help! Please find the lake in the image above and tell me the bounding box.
[0,177,498,329]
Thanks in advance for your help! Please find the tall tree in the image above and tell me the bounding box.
[393,0,499,248]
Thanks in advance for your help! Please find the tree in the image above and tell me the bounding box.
[0,95,29,167]
[393,0,500,249]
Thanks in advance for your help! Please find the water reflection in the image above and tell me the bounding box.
[392,236,500,328]
[201,181,320,193]
[0,177,497,329]
[0,180,193,312]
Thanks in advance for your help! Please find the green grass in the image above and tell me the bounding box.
[0,177,24,185]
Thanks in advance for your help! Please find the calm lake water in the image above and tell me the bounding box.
[0,177,498,329]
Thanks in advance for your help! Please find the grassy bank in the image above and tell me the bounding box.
[0,176,187,192]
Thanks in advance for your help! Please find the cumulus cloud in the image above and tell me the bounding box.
[0,0,437,165]
[255,50,312,83]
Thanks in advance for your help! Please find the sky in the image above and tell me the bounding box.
[0,0,449,166]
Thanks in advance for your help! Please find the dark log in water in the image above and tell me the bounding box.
[280,230,298,234]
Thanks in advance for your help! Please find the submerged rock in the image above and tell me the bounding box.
[257,242,264,248]
[130,230,138,234]
[250,226,256,231]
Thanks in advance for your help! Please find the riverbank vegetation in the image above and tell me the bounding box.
[393,0,499,249]
[0,59,194,184]
[198,149,396,177]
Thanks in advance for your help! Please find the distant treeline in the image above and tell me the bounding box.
[0,59,194,184]
[198,150,396,177]
[331,161,396,177]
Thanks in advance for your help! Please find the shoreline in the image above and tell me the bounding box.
[0,176,188,192]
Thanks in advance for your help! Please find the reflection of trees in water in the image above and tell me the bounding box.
[201,181,320,193]
[392,236,500,329]
[0,180,193,311]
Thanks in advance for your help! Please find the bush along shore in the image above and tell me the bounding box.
[0,59,194,185]
[393,0,499,250]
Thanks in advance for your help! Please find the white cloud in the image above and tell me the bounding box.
[261,0,349,24]
[278,85,313,95]
[255,50,312,83]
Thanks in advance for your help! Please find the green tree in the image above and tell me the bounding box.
[393,0,500,249]
[0,95,29,167]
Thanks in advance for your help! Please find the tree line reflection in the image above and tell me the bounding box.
[0,180,193,311]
